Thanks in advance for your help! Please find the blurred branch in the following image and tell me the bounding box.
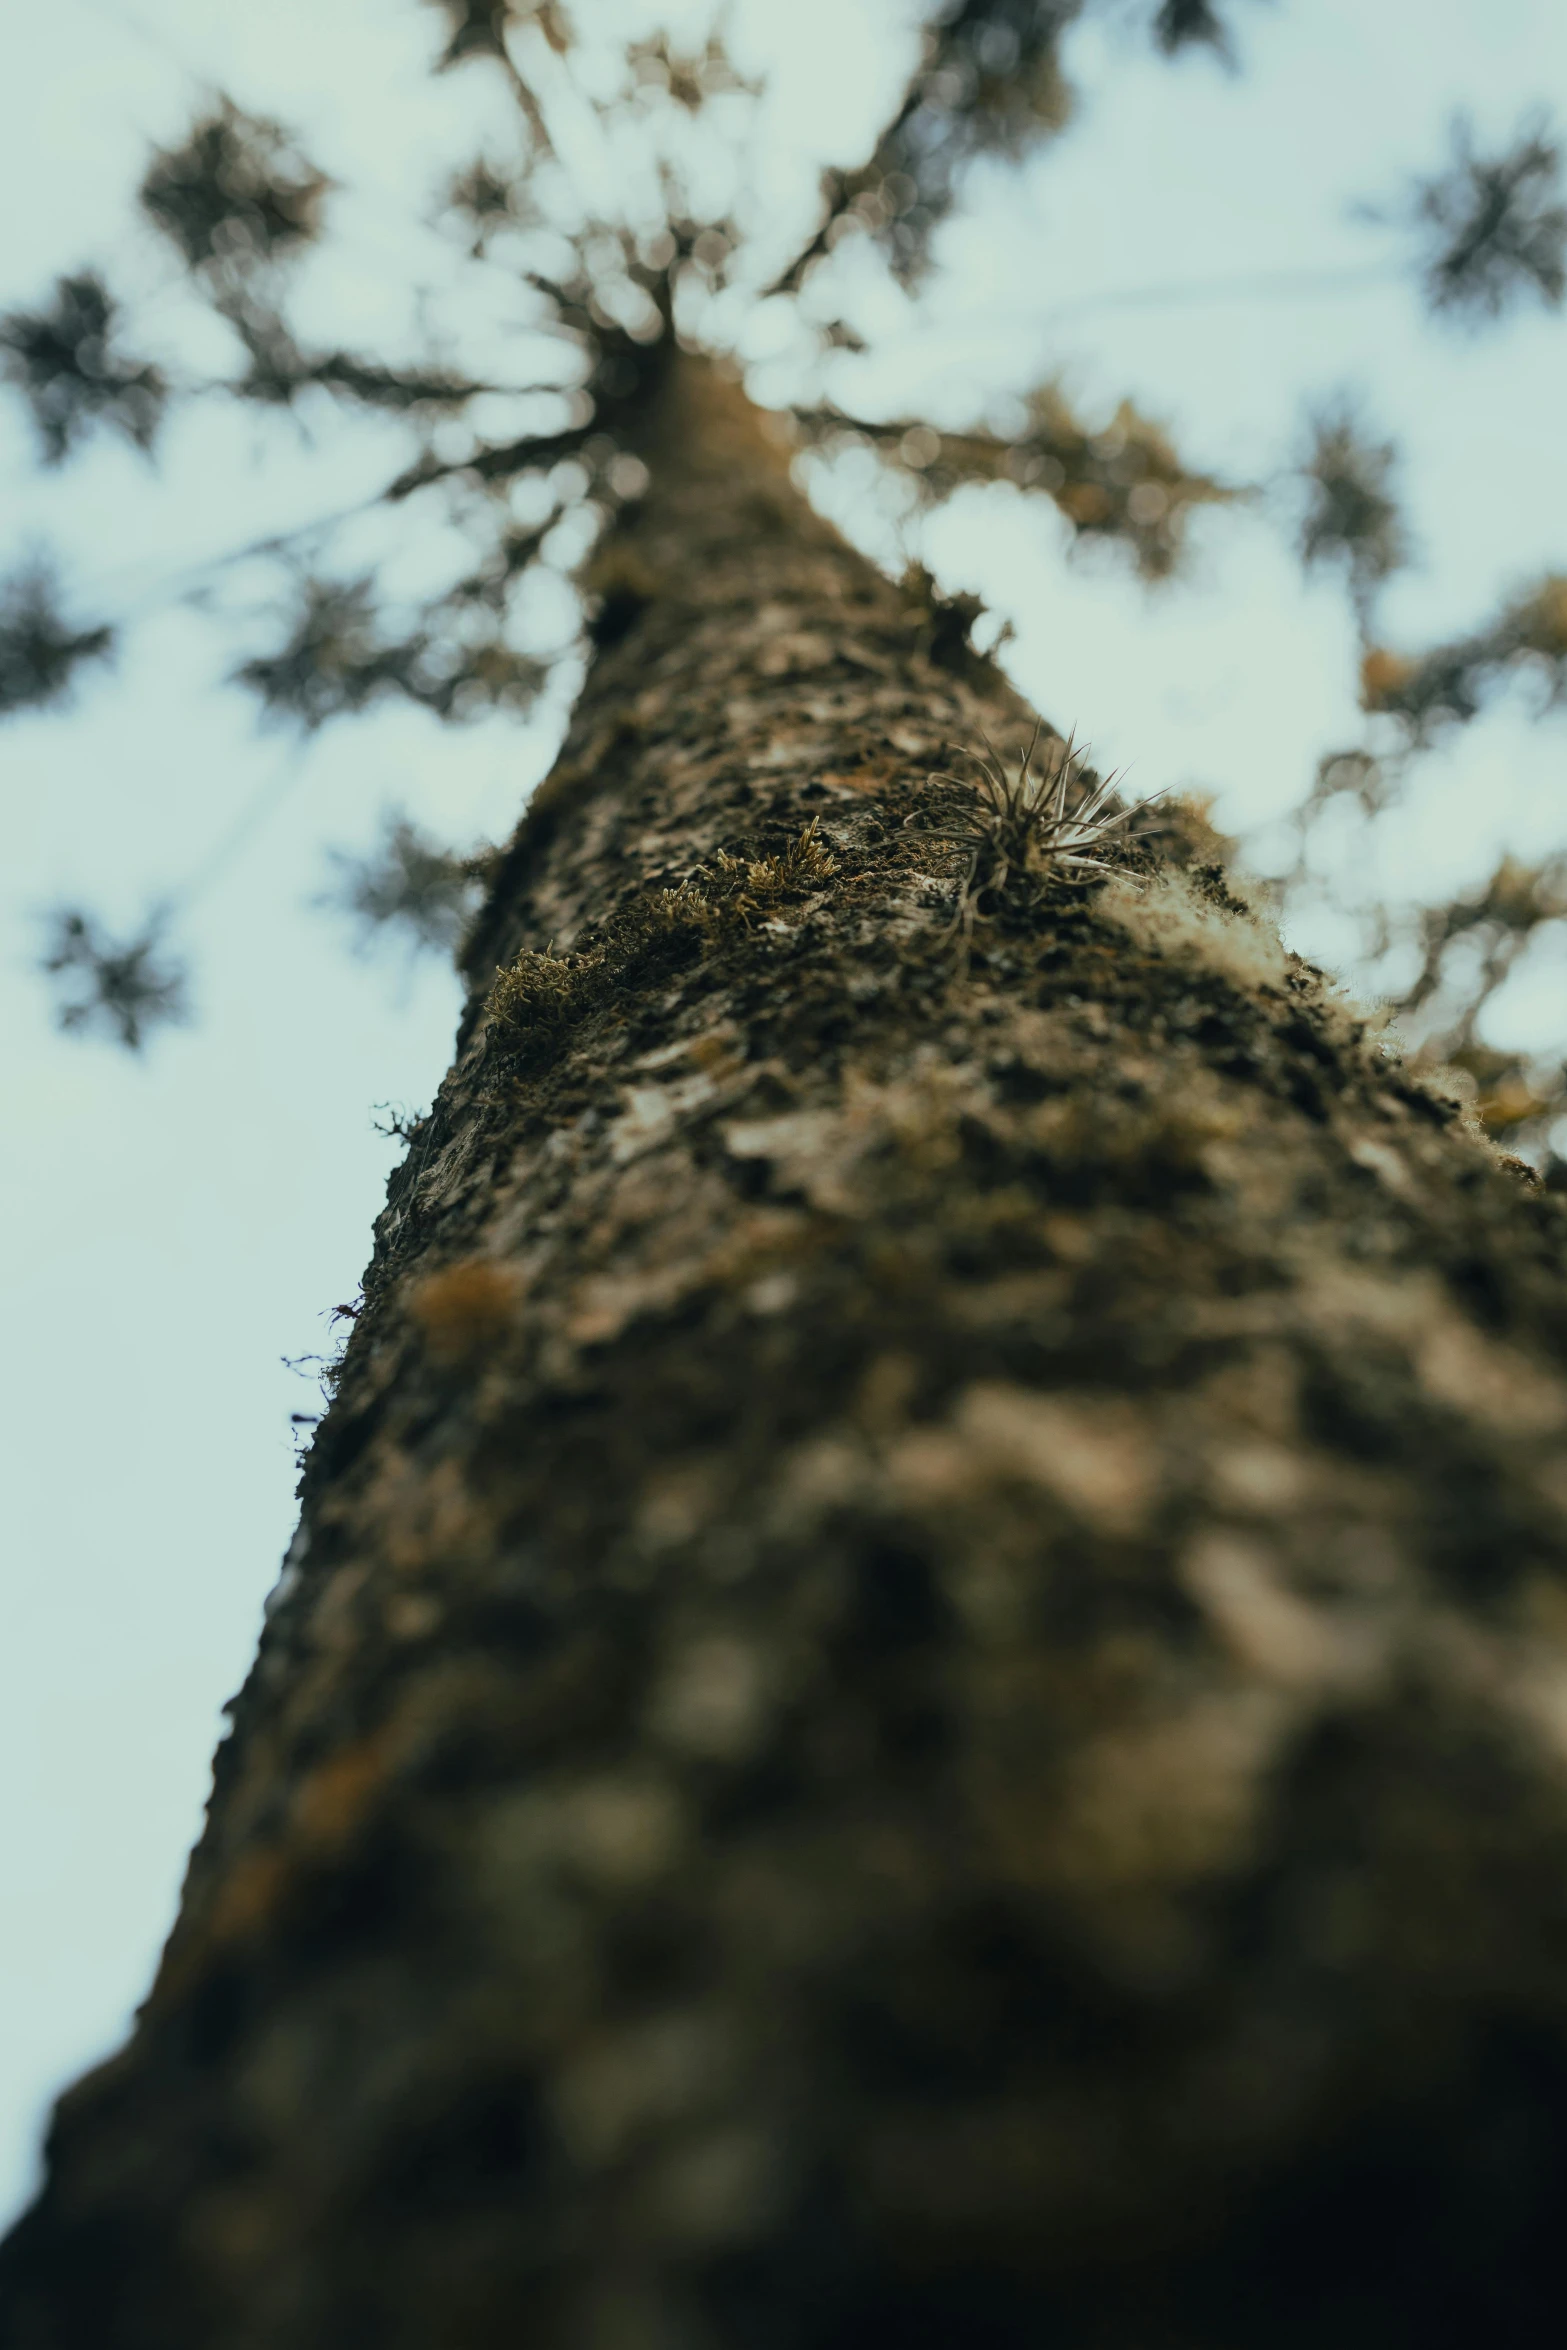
[425,0,564,154]
[1362,575,1567,738]
[770,0,1083,296]
[796,380,1238,578]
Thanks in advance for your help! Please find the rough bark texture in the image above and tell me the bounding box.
[7,358,1567,2348]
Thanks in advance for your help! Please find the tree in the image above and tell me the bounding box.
[5,5,1567,2343]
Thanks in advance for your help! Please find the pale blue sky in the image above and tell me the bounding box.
[3,0,1566,2226]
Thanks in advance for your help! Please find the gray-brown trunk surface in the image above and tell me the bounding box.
[6,357,1567,2349]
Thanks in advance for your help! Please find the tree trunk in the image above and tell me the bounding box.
[7,355,1567,2350]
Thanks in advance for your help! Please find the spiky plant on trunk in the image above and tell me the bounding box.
[8,7,1567,2345]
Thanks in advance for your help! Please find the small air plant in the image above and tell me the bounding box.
[906,720,1161,949]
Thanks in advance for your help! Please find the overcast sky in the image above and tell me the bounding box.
[3,0,1566,2227]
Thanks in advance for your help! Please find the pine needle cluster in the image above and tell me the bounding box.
[139,99,332,275]
[0,564,114,716]
[1298,398,1409,626]
[0,274,166,465]
[323,816,487,957]
[39,910,188,1051]
[1406,113,1567,323]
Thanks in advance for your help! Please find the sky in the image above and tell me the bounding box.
[2,0,1566,2228]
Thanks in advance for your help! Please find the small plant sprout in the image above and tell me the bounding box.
[907,721,1162,945]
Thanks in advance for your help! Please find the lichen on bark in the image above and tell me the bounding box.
[6,356,1567,2350]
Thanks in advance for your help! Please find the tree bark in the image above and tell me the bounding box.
[7,355,1567,2349]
